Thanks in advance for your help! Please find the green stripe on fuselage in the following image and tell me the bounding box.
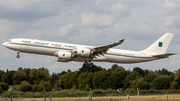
[8,42,153,59]
[8,42,73,50]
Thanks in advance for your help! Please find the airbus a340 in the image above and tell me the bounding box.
[3,33,175,69]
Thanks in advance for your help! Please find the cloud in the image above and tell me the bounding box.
[0,0,57,11]
[82,3,130,28]
[59,24,75,36]
[108,3,129,15]
[82,12,118,27]
[0,19,26,40]
[165,15,180,27]
[0,0,60,22]
[95,0,101,6]
[152,0,180,28]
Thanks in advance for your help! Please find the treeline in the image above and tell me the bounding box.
[0,64,180,94]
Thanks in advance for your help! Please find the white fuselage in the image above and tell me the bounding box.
[3,38,158,63]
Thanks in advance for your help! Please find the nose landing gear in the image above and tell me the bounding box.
[16,52,20,58]
[83,61,94,69]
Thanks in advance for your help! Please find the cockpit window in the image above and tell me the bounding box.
[8,40,11,42]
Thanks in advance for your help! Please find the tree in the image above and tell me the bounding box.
[32,81,52,92]
[0,70,5,81]
[143,69,151,76]
[58,74,65,89]
[23,68,30,80]
[45,81,52,91]
[124,71,141,88]
[159,68,173,76]
[0,82,9,90]
[1,74,10,84]
[114,67,125,72]
[29,68,38,84]
[16,81,32,92]
[63,72,77,89]
[86,72,94,89]
[17,67,23,71]
[136,81,150,90]
[6,70,16,85]
[107,70,127,89]
[78,72,89,90]
[0,86,2,94]
[93,70,110,89]
[109,64,119,72]
[13,71,27,85]
[151,76,170,90]
[170,81,178,89]
[36,70,48,81]
[51,72,55,87]
[29,68,48,84]
[78,65,103,74]
[133,67,144,77]
[143,73,157,83]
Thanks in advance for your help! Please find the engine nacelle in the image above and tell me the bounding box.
[58,51,74,59]
[76,48,93,57]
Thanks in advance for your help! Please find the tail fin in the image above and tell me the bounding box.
[142,33,174,54]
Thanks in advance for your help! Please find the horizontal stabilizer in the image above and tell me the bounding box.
[153,53,176,58]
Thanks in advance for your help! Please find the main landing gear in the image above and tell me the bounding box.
[83,61,94,69]
[16,51,20,58]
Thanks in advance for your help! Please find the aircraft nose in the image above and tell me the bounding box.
[3,42,7,47]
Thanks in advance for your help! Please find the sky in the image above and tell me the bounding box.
[0,0,180,74]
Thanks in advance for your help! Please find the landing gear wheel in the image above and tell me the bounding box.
[88,63,94,68]
[83,61,94,69]
[16,55,20,58]
[83,61,88,67]
[16,51,20,58]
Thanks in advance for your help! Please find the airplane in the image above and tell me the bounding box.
[3,33,176,69]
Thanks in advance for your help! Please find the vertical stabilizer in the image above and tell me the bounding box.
[142,33,174,54]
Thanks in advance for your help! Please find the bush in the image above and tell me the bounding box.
[104,89,119,94]
[92,89,103,94]
[1,91,24,97]
[147,89,157,94]
[140,90,148,94]
[165,89,177,94]
[8,87,16,92]
[125,88,136,95]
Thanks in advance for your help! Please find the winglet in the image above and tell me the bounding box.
[92,39,125,53]
[120,39,124,43]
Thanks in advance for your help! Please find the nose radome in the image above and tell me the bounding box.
[3,42,7,47]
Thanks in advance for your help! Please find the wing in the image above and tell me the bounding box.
[153,53,176,58]
[91,39,124,55]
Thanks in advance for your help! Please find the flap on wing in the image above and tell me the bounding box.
[92,39,124,54]
[153,53,176,58]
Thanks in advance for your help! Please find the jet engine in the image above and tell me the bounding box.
[58,51,74,59]
[76,48,93,57]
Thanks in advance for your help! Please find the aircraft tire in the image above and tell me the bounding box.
[83,61,88,67]
[89,63,94,68]
[16,55,20,58]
